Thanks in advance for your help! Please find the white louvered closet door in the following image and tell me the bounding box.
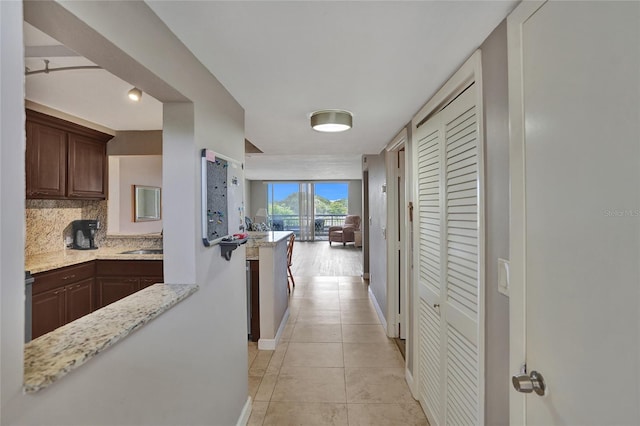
[415,82,482,426]
[415,112,445,425]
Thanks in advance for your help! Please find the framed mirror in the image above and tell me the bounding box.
[133,185,161,222]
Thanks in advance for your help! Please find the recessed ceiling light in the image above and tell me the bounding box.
[310,110,352,132]
[128,87,142,102]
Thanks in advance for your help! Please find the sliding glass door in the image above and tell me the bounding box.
[267,182,348,241]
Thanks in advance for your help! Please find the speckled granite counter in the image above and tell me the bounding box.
[24,283,198,393]
[26,247,163,274]
[246,231,293,260]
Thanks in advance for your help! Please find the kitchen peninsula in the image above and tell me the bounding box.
[24,243,198,393]
[246,230,292,350]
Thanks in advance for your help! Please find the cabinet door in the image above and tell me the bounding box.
[32,287,66,339]
[67,133,107,199]
[26,121,67,199]
[139,277,162,290]
[96,277,138,308]
[249,260,260,342]
[65,277,94,323]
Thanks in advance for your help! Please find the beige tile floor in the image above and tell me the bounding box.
[247,276,429,426]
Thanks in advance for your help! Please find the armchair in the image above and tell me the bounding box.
[329,215,361,246]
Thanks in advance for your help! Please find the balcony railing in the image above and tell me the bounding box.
[268,214,347,240]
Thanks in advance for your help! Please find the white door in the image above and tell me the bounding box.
[509,1,640,424]
[415,110,445,424]
[414,59,484,425]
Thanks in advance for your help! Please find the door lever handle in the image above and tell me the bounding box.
[512,370,546,396]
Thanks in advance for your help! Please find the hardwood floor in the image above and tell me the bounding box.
[290,241,363,277]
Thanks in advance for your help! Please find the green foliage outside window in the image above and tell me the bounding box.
[269,193,347,215]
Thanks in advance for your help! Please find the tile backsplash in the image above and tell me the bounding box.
[25,199,108,256]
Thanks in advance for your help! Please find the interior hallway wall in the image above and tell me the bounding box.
[3,2,248,425]
[480,19,510,426]
[0,4,28,423]
[365,153,388,320]
[347,180,362,216]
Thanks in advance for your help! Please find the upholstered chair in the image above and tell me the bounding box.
[328,215,361,246]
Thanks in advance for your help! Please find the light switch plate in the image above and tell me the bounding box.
[498,258,510,297]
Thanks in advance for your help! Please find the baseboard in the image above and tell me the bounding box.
[405,368,417,399]
[368,287,387,330]
[236,396,252,426]
[258,308,289,350]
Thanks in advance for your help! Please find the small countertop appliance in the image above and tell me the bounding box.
[72,219,99,250]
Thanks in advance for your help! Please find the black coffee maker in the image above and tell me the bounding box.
[72,219,99,250]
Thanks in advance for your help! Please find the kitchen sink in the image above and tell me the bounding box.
[120,249,163,255]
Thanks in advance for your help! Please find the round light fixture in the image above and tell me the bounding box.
[310,110,352,132]
[128,87,142,102]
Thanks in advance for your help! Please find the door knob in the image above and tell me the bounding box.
[512,370,545,396]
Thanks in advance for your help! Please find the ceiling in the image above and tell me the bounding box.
[24,1,518,180]
[24,23,163,131]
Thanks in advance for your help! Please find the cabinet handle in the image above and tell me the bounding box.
[62,274,76,280]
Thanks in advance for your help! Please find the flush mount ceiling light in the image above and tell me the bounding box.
[128,87,142,102]
[310,110,353,132]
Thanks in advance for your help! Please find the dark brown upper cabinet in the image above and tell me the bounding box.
[26,109,112,200]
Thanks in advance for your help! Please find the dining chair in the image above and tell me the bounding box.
[287,233,295,293]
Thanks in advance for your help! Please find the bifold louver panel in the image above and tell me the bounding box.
[446,105,478,318]
[419,299,442,422]
[415,79,481,426]
[446,324,478,426]
[418,128,441,292]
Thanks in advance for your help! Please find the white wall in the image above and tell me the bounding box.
[244,179,251,223]
[2,2,248,425]
[480,20,510,426]
[365,154,388,318]
[108,155,163,235]
[0,2,27,424]
[347,180,362,216]
[250,180,268,219]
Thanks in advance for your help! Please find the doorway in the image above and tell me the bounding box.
[386,131,409,344]
[267,181,349,241]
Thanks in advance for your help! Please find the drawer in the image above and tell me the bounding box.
[96,260,163,277]
[33,261,95,295]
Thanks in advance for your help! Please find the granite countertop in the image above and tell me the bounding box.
[246,231,293,261]
[106,233,162,239]
[246,231,293,247]
[24,283,198,394]
[26,247,163,274]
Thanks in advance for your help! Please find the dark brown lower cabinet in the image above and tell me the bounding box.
[95,260,163,309]
[32,287,66,339]
[65,277,94,323]
[249,260,260,342]
[32,262,95,339]
[31,259,163,339]
[96,277,138,308]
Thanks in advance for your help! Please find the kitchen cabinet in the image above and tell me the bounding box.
[96,277,138,308]
[31,259,163,338]
[25,121,67,198]
[26,109,111,200]
[32,262,95,339]
[248,260,260,342]
[95,260,163,309]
